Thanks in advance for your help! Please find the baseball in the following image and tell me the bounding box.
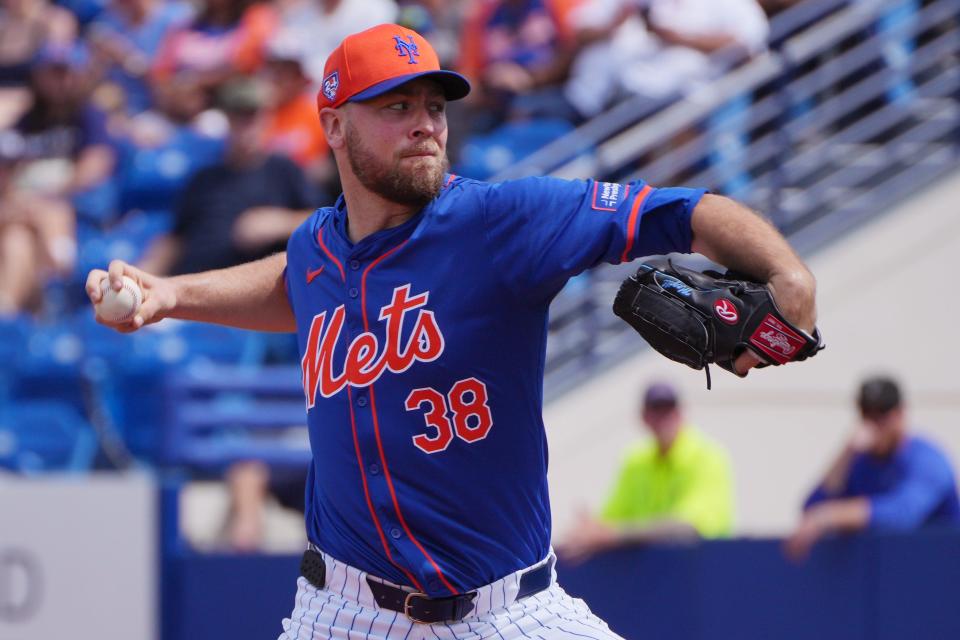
[96,275,143,323]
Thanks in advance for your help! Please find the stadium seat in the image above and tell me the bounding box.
[0,315,31,403]
[456,118,576,179]
[116,129,225,214]
[0,400,97,473]
[163,364,310,470]
[0,314,30,360]
[72,179,120,226]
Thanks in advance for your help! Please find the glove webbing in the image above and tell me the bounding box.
[626,285,716,389]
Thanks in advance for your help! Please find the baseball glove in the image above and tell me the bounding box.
[613,257,823,388]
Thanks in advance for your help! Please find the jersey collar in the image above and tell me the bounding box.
[327,193,429,259]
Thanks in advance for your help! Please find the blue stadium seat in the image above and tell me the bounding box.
[875,0,920,104]
[174,322,267,366]
[456,118,576,179]
[708,92,755,197]
[0,400,97,473]
[12,319,88,412]
[0,315,30,361]
[0,315,31,403]
[163,364,310,470]
[84,320,270,465]
[72,179,120,226]
[69,309,265,368]
[21,320,85,370]
[116,129,225,214]
[76,209,175,282]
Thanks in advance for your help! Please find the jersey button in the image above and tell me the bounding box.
[368,463,379,475]
[357,396,368,407]
[390,528,402,539]
[348,287,359,298]
[350,260,360,270]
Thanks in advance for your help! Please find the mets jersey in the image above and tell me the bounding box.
[283,174,706,596]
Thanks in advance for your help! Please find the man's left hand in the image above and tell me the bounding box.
[783,509,825,563]
[555,509,620,564]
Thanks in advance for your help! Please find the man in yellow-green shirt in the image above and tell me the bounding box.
[559,382,734,562]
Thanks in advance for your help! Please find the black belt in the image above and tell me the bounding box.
[300,549,553,624]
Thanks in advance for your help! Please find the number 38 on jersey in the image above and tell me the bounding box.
[300,283,494,454]
[405,378,493,454]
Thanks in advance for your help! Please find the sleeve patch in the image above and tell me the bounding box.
[591,182,628,211]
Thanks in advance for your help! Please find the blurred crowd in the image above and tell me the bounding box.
[557,376,960,565]
[0,0,814,320]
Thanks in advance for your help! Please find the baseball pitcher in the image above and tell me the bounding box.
[87,24,819,640]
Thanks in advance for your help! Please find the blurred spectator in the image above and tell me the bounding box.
[259,34,334,187]
[0,0,77,87]
[87,0,194,115]
[564,0,769,119]
[272,0,398,86]
[151,0,279,105]
[0,132,75,316]
[459,0,581,126]
[5,43,117,307]
[785,376,960,562]
[15,44,115,198]
[0,0,78,128]
[138,78,316,276]
[0,129,33,314]
[397,0,464,65]
[558,381,734,562]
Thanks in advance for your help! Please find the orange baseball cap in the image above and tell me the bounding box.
[317,24,471,110]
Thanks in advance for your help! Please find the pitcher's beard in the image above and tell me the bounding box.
[346,125,447,207]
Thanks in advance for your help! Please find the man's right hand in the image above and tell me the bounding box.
[85,260,176,333]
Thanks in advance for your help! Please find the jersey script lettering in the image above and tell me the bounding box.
[301,284,445,407]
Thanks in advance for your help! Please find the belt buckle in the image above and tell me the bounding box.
[403,591,430,624]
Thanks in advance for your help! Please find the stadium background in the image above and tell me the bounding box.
[1,0,958,638]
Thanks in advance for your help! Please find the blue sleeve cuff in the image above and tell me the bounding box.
[630,187,707,260]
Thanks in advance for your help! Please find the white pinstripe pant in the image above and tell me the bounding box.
[278,550,625,640]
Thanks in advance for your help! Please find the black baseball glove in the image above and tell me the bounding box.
[613,257,823,388]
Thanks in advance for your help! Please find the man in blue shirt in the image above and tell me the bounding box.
[785,375,960,561]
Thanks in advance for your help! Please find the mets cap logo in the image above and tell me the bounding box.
[322,71,340,101]
[394,35,420,64]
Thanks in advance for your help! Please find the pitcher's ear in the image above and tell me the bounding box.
[319,107,345,149]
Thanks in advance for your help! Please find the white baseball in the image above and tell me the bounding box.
[96,275,143,323]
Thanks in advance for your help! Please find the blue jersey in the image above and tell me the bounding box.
[284,174,705,595]
[806,435,960,530]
